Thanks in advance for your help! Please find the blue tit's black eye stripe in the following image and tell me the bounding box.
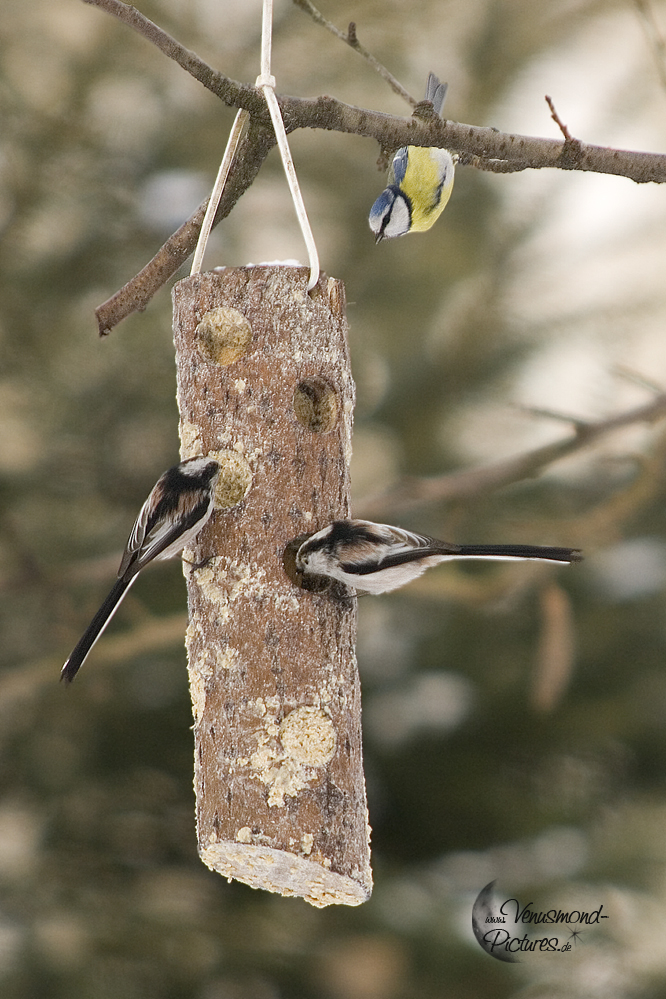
[373,186,412,240]
[389,188,412,228]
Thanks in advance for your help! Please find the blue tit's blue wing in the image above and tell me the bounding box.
[389,146,409,187]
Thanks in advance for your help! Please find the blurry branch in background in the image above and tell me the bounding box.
[529,435,666,710]
[357,389,666,516]
[613,364,666,394]
[0,614,187,720]
[376,417,666,716]
[634,0,666,94]
[532,583,576,713]
[84,0,666,334]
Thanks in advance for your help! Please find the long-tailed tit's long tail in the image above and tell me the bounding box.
[61,575,138,684]
[452,544,582,564]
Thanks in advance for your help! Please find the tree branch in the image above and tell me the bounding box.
[356,392,666,517]
[83,0,666,334]
[83,0,666,175]
[82,0,666,176]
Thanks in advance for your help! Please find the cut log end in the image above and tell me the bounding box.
[200,841,372,908]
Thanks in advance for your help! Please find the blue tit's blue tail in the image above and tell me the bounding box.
[425,73,448,117]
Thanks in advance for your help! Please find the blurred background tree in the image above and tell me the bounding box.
[3,0,666,996]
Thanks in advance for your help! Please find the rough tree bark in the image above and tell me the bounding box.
[172,266,372,907]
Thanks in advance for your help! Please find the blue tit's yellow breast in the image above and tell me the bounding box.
[400,146,455,232]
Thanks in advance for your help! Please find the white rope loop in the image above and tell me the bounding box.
[190,109,248,276]
[258,81,320,291]
[258,0,319,291]
[191,0,320,291]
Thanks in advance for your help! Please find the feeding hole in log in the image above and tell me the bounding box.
[293,377,338,433]
[195,306,253,366]
[211,450,253,508]
[282,533,331,591]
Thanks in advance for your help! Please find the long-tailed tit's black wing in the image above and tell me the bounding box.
[326,521,453,575]
[363,540,583,573]
[60,576,138,684]
[300,520,434,565]
[119,460,219,578]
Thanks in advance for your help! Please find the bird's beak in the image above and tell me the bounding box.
[375,232,384,244]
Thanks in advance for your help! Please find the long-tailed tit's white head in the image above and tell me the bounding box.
[295,519,582,595]
[61,456,220,684]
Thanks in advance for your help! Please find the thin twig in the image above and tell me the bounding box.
[612,365,665,394]
[545,94,584,169]
[545,95,574,141]
[291,0,416,106]
[357,392,666,516]
[513,403,591,430]
[634,0,666,94]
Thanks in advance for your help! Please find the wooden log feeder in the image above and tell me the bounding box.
[172,266,372,907]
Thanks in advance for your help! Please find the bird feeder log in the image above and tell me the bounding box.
[172,266,371,907]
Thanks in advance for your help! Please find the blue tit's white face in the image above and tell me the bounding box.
[368,186,411,242]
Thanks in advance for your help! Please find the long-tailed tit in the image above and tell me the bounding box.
[295,519,582,595]
[61,456,221,684]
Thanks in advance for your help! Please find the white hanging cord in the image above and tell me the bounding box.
[190,108,248,276]
[256,0,320,291]
[191,0,320,289]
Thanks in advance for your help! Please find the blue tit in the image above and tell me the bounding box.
[368,73,456,242]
